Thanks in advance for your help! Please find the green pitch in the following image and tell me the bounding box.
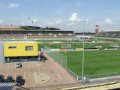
[42,42,111,49]
[63,50,120,78]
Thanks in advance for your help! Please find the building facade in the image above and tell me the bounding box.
[0,41,39,63]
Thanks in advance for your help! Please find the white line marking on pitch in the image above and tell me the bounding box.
[57,74,63,80]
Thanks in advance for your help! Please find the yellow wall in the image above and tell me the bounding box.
[4,42,38,57]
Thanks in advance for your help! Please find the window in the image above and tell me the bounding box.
[25,46,33,51]
[9,46,16,49]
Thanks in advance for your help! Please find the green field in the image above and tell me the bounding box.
[43,40,120,78]
[63,50,120,78]
[41,42,112,49]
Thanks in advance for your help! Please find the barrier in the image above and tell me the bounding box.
[43,46,120,84]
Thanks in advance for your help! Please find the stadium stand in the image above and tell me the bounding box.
[0,26,74,35]
[0,26,78,40]
[0,26,77,40]
[97,30,120,38]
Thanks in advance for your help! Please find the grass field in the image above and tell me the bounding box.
[63,50,120,78]
[42,40,120,78]
[41,42,112,49]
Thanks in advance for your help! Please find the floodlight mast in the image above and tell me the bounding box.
[81,19,87,80]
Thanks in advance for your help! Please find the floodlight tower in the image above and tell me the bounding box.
[81,19,87,81]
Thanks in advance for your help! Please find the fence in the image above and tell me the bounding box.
[43,46,80,81]
[29,78,120,90]
[43,46,120,82]
[44,46,67,69]
[86,72,120,79]
[0,82,15,90]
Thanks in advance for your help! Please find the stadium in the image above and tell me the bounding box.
[0,25,120,90]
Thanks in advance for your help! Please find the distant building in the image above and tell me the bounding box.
[95,25,100,35]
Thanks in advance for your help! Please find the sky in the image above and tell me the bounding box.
[0,0,120,32]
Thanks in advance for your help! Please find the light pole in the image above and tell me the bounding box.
[81,19,87,81]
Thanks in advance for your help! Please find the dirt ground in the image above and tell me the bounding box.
[0,55,77,88]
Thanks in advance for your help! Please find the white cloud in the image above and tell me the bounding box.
[8,3,19,9]
[67,22,75,26]
[32,19,37,23]
[55,20,62,24]
[104,18,112,24]
[48,20,62,25]
[80,19,88,22]
[69,13,80,22]
[0,20,3,23]
[48,22,54,25]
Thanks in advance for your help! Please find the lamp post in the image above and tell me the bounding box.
[81,19,87,81]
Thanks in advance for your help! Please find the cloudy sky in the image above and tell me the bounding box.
[0,0,120,32]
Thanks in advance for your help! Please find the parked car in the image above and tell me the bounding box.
[16,63,22,68]
[5,76,15,82]
[16,76,25,85]
[0,75,4,82]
